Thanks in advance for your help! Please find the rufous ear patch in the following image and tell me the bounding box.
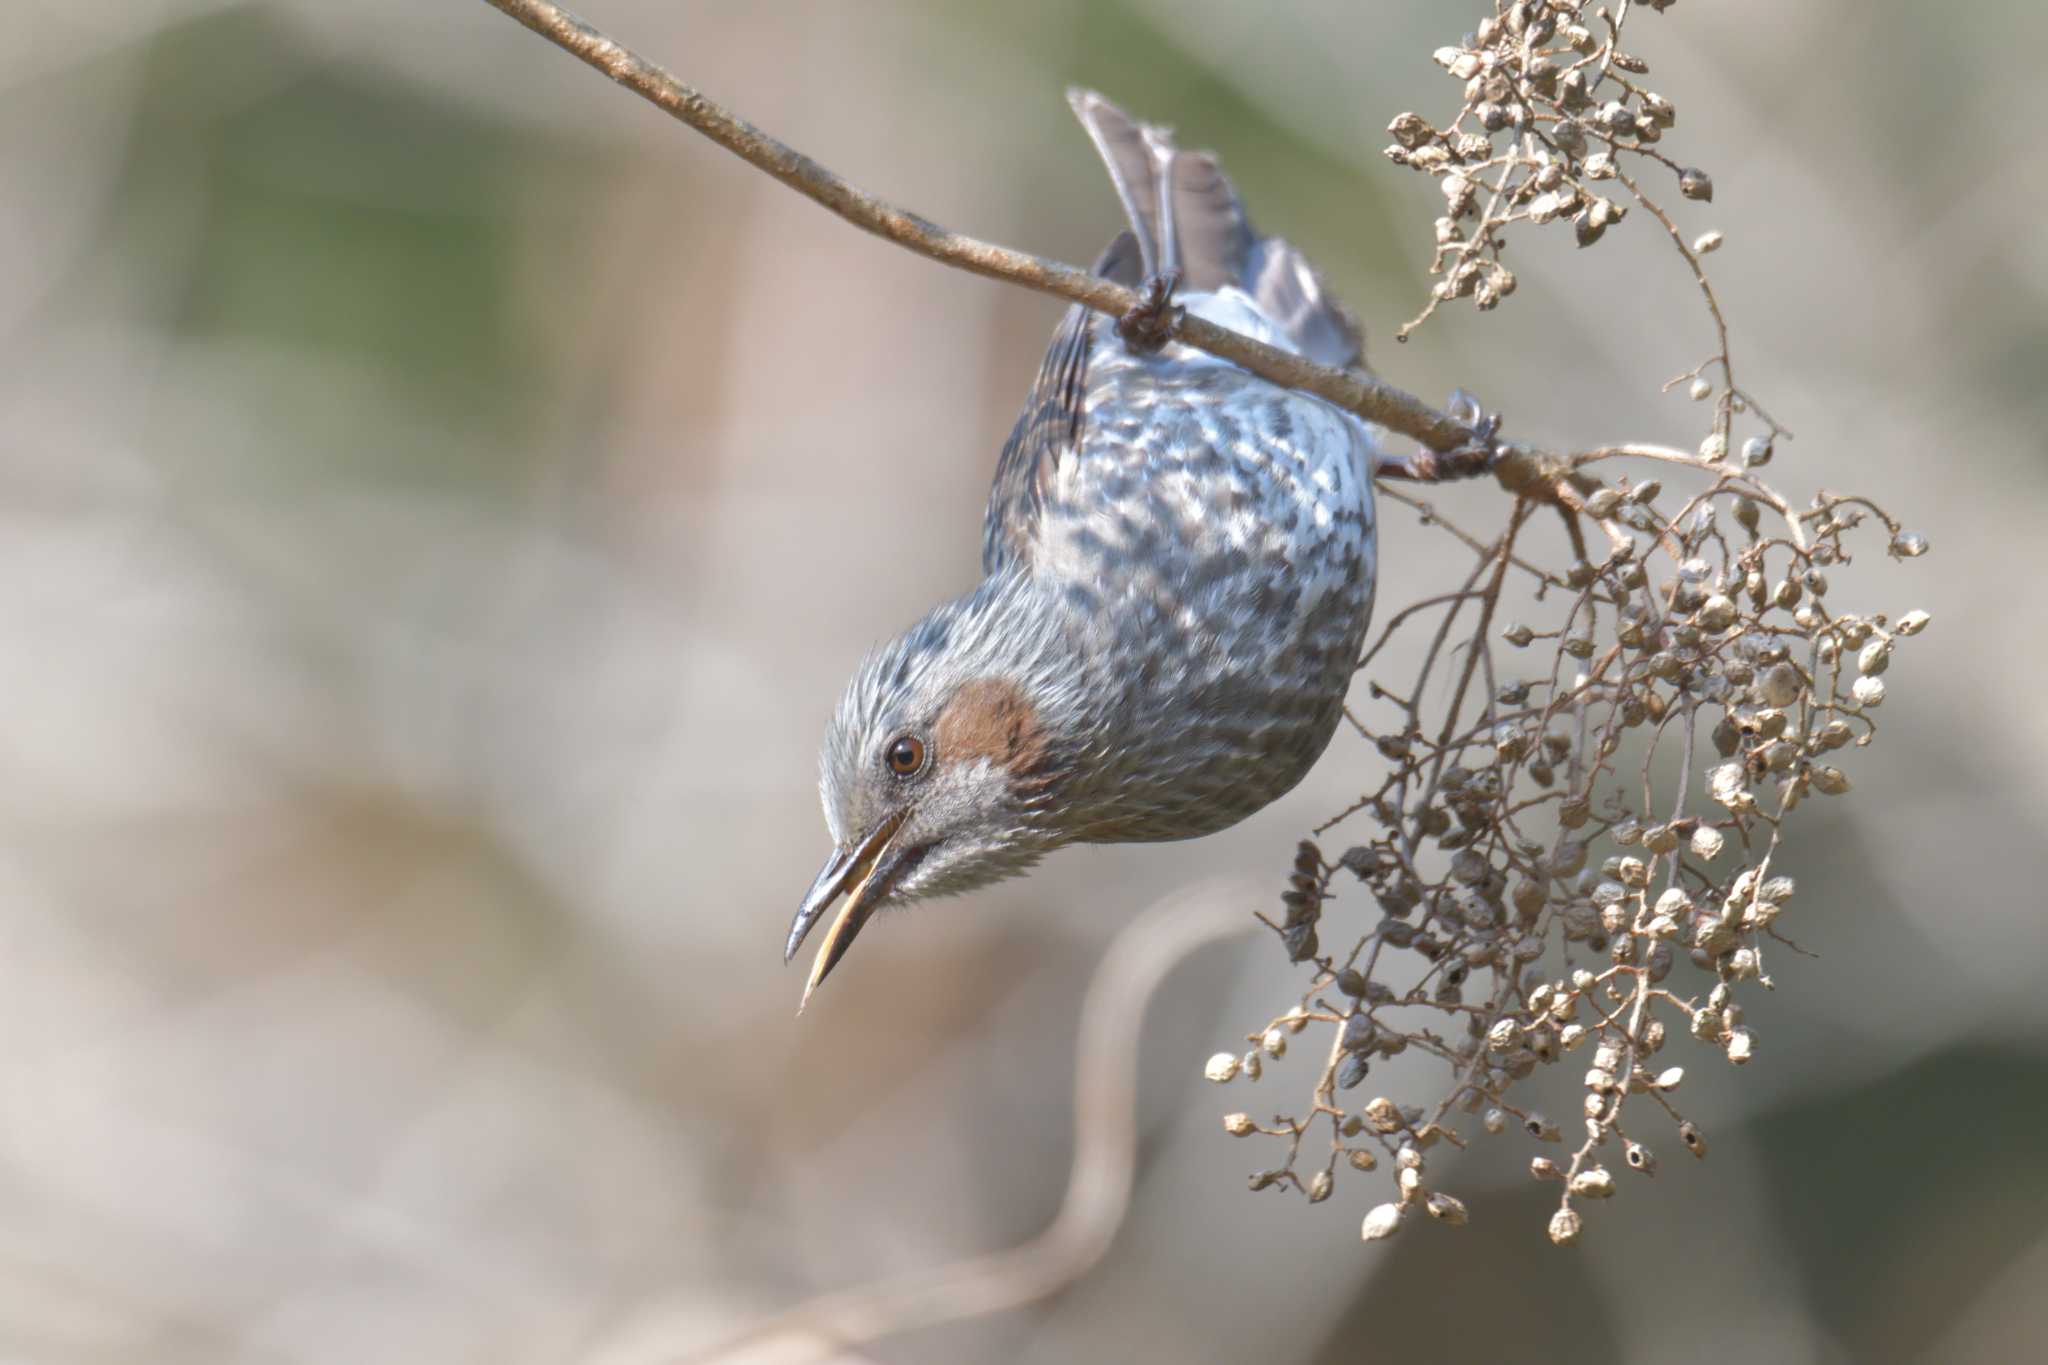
[934,677,1048,775]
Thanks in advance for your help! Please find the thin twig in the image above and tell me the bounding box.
[672,885,1257,1364]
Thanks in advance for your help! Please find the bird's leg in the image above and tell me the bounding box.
[1116,268,1184,353]
[1375,406,1503,484]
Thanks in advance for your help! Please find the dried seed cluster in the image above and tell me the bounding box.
[1215,470,1927,1242]
[1205,2,1925,1245]
[1385,0,1711,341]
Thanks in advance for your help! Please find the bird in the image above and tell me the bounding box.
[787,90,1450,1010]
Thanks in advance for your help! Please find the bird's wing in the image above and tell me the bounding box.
[980,305,1091,576]
[981,232,1141,576]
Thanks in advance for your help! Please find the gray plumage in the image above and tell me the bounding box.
[789,90,1386,1004]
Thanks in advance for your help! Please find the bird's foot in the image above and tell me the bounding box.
[1378,389,1503,483]
[1379,414,1503,483]
[1116,268,1184,353]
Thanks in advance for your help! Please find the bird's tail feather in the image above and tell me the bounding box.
[1065,88,1364,372]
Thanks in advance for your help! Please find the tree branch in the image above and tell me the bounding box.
[477,0,1585,502]
[670,885,1257,1363]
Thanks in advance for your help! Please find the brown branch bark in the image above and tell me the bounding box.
[478,0,1585,502]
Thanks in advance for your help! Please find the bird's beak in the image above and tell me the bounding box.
[786,808,910,1012]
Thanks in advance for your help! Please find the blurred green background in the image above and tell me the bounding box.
[3,2,2043,1362]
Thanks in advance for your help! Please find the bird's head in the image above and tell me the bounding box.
[787,576,1078,1008]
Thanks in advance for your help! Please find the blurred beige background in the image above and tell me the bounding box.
[3,1,2044,1362]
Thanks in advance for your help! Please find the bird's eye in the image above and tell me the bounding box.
[885,735,926,776]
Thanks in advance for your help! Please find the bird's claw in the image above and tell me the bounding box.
[1379,409,1504,484]
[1117,269,1184,353]
[1459,409,1506,474]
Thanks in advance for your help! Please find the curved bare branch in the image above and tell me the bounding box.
[670,885,1256,1364]
[476,0,1578,486]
